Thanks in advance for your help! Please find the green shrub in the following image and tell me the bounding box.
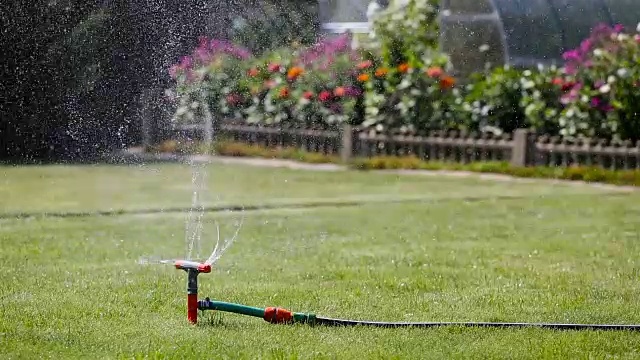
[457,65,565,136]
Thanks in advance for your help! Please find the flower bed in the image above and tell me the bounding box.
[167,0,640,144]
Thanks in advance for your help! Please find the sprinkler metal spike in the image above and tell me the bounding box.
[175,260,211,324]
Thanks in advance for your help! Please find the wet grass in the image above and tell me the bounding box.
[1,163,640,359]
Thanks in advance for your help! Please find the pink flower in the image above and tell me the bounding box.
[268,63,281,72]
[562,50,581,62]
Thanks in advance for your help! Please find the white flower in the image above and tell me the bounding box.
[617,68,628,78]
[398,78,412,89]
[521,80,535,89]
[533,90,541,100]
[298,98,310,106]
[479,44,490,53]
[607,75,616,84]
[593,48,604,57]
[599,84,611,94]
[637,22,640,33]
[617,33,629,41]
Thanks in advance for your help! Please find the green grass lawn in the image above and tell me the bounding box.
[1,162,640,359]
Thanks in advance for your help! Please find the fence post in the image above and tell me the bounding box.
[340,123,354,163]
[510,129,535,167]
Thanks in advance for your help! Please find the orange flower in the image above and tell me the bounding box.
[398,63,410,73]
[278,87,290,98]
[374,67,388,77]
[287,66,304,80]
[439,76,456,90]
[357,73,370,82]
[248,68,259,77]
[357,60,373,69]
[334,87,346,97]
[426,66,443,78]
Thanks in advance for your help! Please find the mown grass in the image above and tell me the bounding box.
[1,162,640,359]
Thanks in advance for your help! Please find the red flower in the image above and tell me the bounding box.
[552,77,564,86]
[268,63,281,72]
[303,91,314,100]
[439,76,456,90]
[318,90,332,102]
[561,81,576,92]
[226,93,242,106]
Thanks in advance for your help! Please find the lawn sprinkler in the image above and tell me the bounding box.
[174,262,640,331]
[167,157,640,331]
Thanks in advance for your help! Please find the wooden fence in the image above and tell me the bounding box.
[173,122,640,170]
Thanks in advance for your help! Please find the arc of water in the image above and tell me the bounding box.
[205,210,245,266]
[185,158,207,261]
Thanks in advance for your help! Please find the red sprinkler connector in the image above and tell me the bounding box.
[174,260,211,324]
[174,260,211,273]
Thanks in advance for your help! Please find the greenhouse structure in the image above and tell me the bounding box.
[318,0,640,75]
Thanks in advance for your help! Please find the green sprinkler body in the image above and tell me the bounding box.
[174,260,314,325]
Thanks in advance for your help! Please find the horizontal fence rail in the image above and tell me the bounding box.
[355,131,513,163]
[169,122,640,170]
[534,136,640,170]
[221,124,342,156]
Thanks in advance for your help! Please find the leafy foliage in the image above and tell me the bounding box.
[168,2,640,143]
[229,0,318,55]
[558,24,640,141]
[458,65,565,136]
